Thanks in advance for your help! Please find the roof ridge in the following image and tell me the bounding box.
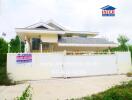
[25,21,55,30]
[45,20,68,31]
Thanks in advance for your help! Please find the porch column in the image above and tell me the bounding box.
[24,36,30,53]
[40,43,42,53]
[40,36,43,53]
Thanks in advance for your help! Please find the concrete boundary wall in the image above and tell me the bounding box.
[116,52,132,74]
[7,52,132,81]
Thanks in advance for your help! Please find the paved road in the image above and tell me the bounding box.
[0,75,132,100]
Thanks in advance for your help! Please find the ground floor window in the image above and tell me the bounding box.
[42,43,50,50]
[32,38,40,50]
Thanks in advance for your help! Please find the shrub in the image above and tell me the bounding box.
[16,85,32,100]
[127,72,132,77]
[0,66,15,85]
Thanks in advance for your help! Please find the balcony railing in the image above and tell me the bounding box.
[58,37,115,44]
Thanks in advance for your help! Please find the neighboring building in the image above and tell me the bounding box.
[16,20,117,52]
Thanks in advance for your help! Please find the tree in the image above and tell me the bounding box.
[117,35,129,51]
[0,37,8,52]
[117,35,129,46]
[10,36,25,53]
[0,37,8,53]
[10,36,21,53]
[0,37,8,67]
[21,41,25,53]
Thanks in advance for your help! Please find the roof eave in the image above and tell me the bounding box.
[65,31,98,35]
[15,28,98,35]
[15,28,65,34]
[58,43,118,47]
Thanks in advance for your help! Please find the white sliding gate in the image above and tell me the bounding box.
[63,55,117,77]
[51,54,118,77]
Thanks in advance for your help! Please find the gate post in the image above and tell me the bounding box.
[62,50,67,78]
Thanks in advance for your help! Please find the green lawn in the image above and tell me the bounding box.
[71,80,132,100]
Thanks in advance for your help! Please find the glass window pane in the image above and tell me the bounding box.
[32,38,40,50]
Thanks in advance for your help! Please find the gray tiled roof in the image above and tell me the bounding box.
[59,37,115,44]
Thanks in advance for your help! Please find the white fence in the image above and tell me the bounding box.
[7,52,132,81]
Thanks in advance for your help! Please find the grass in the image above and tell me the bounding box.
[0,66,16,85]
[71,80,132,100]
[16,85,32,100]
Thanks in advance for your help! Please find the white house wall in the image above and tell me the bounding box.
[7,52,132,81]
[41,34,58,43]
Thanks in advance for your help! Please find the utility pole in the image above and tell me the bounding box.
[127,43,129,51]
[8,43,11,53]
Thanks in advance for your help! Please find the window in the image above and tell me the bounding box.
[66,34,72,37]
[58,35,62,40]
[79,34,87,38]
[32,38,40,50]
[43,43,49,49]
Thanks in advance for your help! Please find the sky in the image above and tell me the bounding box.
[0,0,132,43]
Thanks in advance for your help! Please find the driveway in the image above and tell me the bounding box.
[0,75,132,100]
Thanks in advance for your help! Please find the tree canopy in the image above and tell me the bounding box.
[0,38,8,67]
[0,37,8,53]
[117,35,129,46]
[10,36,20,53]
[117,35,129,51]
